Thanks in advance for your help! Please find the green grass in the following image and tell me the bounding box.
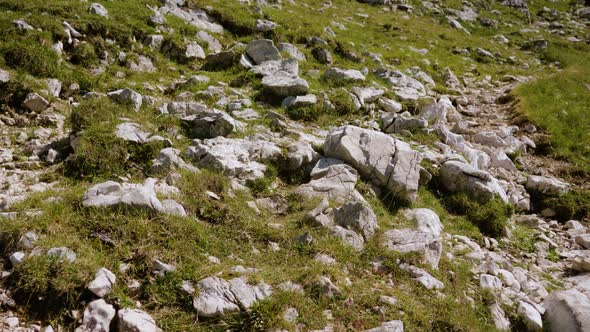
[515,42,590,174]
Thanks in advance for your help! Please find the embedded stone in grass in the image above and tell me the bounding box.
[334,202,378,240]
[88,268,116,298]
[316,276,341,299]
[402,208,443,236]
[262,71,309,97]
[115,122,169,144]
[245,39,281,65]
[47,247,76,262]
[296,158,365,204]
[107,88,142,111]
[89,3,109,17]
[9,252,25,267]
[282,94,317,109]
[525,175,570,197]
[118,308,162,332]
[181,109,241,139]
[22,93,49,112]
[277,43,306,61]
[184,136,282,181]
[382,229,442,268]
[150,148,199,175]
[193,276,272,317]
[323,67,366,83]
[76,299,115,332]
[0,68,9,83]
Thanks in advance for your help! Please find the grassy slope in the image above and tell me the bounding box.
[515,42,590,173]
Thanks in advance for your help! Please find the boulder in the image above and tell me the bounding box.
[196,31,222,53]
[517,301,542,331]
[374,68,426,101]
[381,113,428,134]
[193,276,272,317]
[245,39,281,65]
[525,175,570,196]
[81,180,184,216]
[439,160,508,202]
[262,71,309,97]
[324,125,422,202]
[185,137,282,181]
[403,208,443,235]
[250,58,299,77]
[88,268,116,298]
[282,94,317,109]
[352,86,384,104]
[382,229,442,268]
[107,89,142,111]
[543,289,590,332]
[323,68,366,82]
[297,158,365,203]
[150,148,199,175]
[284,141,320,171]
[334,202,378,239]
[89,3,109,17]
[115,122,168,144]
[22,93,49,112]
[277,43,306,61]
[75,299,115,332]
[181,109,240,139]
[118,308,161,332]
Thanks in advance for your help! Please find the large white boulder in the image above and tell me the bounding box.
[324,125,422,202]
[543,289,590,332]
[439,160,508,202]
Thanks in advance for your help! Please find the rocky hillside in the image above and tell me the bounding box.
[0,0,589,331]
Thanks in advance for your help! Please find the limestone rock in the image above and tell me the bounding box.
[543,289,590,332]
[334,202,378,240]
[403,208,443,235]
[107,89,142,111]
[75,299,115,332]
[323,68,366,83]
[245,39,281,65]
[89,3,109,17]
[364,320,404,332]
[118,308,161,332]
[262,71,309,97]
[439,160,508,202]
[181,109,240,139]
[525,175,570,196]
[185,136,282,181]
[324,125,422,202]
[150,148,199,175]
[193,276,272,317]
[382,229,442,268]
[297,158,365,203]
[88,268,116,298]
[22,93,49,112]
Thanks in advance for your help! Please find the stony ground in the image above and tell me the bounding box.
[0,0,589,331]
